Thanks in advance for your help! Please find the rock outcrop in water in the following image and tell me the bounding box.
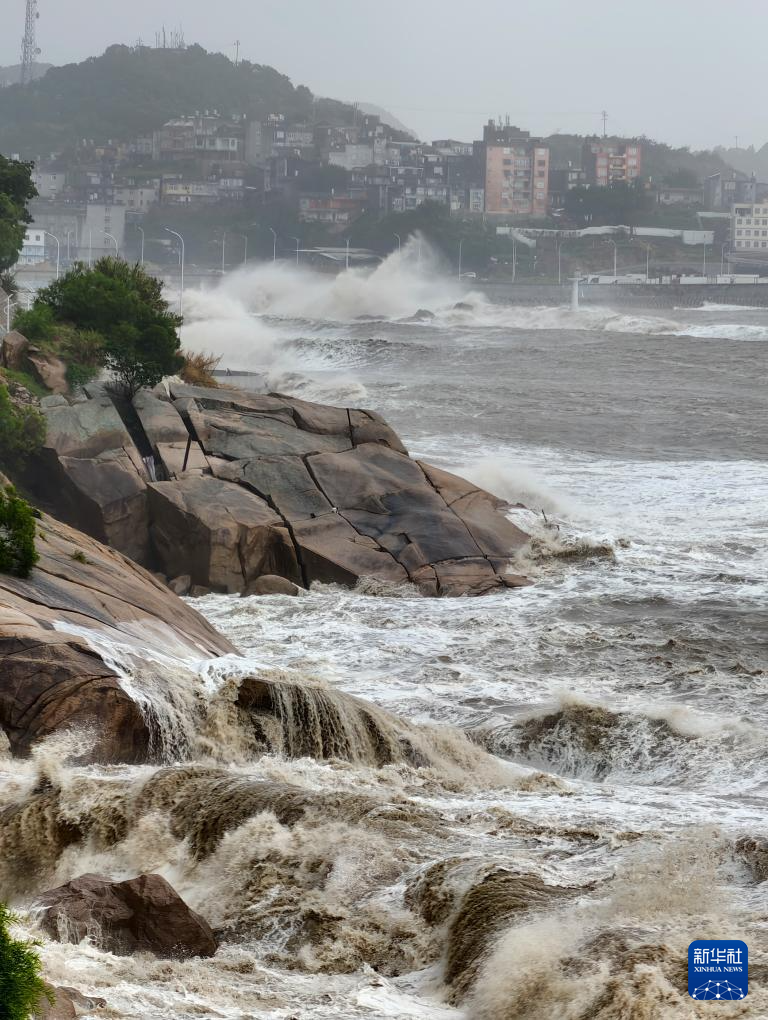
[32,382,530,596]
[36,872,218,958]
[0,491,235,762]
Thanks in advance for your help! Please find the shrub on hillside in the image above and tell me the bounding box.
[0,904,51,1019]
[12,304,56,343]
[0,486,39,578]
[0,384,46,468]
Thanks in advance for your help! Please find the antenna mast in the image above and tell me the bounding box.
[20,0,41,86]
[601,110,608,138]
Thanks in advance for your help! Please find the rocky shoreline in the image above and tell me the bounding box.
[32,377,531,597]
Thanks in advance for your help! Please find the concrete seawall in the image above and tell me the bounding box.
[478,282,768,309]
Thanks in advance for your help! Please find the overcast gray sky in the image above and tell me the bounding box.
[4,0,767,149]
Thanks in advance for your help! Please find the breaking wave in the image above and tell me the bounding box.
[482,695,765,789]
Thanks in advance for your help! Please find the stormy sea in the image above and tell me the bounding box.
[4,239,767,1017]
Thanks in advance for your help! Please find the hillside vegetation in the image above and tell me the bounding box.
[0,44,355,156]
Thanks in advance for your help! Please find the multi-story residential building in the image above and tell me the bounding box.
[582,140,642,185]
[31,170,65,200]
[152,115,245,164]
[17,229,46,265]
[113,181,160,213]
[161,180,220,205]
[27,202,125,260]
[732,202,768,253]
[480,121,550,217]
[298,194,366,227]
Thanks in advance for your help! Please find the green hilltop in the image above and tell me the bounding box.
[0,44,355,157]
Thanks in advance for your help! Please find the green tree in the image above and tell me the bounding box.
[0,904,51,1018]
[0,156,37,272]
[36,257,183,397]
[0,385,46,470]
[0,486,39,579]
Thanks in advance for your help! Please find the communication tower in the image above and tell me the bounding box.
[20,0,41,86]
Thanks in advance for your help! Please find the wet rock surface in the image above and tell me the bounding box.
[36,382,529,596]
[36,872,218,958]
[0,500,235,762]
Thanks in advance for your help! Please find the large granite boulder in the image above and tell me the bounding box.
[36,391,151,564]
[0,329,30,371]
[147,475,301,592]
[36,873,217,958]
[0,500,235,763]
[37,382,530,596]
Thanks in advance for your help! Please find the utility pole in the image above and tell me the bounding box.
[20,0,41,87]
[233,40,240,66]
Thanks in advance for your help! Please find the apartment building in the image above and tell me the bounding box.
[732,202,768,253]
[481,121,549,217]
[582,141,642,185]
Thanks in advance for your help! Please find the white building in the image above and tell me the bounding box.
[17,229,46,265]
[31,171,65,200]
[732,202,768,253]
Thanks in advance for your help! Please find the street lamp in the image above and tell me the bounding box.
[44,231,61,279]
[221,232,227,274]
[345,237,351,272]
[269,227,277,262]
[557,240,568,286]
[137,225,145,266]
[393,232,401,253]
[164,227,185,319]
[458,238,464,280]
[65,229,73,262]
[104,232,119,256]
[702,243,708,278]
[291,236,301,266]
[720,242,728,275]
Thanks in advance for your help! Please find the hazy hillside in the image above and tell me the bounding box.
[0,62,52,86]
[0,44,357,156]
[547,134,736,184]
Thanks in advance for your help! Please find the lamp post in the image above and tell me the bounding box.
[164,227,185,319]
[458,238,464,280]
[45,231,61,279]
[512,237,517,283]
[345,237,350,271]
[137,225,145,265]
[104,232,119,257]
[221,232,227,274]
[269,227,277,262]
[233,233,248,266]
[720,242,728,275]
[291,236,300,266]
[393,232,401,253]
[65,229,73,262]
[702,243,707,278]
[88,231,93,268]
[557,240,567,286]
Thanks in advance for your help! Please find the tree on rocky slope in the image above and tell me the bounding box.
[0,155,37,272]
[31,257,184,397]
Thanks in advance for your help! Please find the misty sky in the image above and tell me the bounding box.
[4,0,767,150]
